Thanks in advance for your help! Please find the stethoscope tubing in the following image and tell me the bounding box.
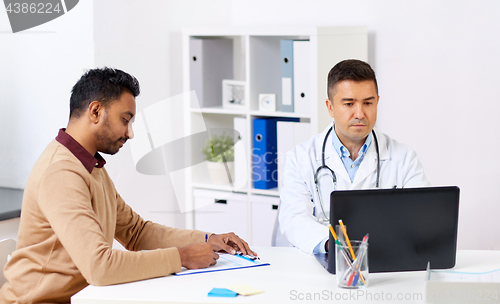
[314,126,380,222]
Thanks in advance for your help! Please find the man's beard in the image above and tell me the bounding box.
[95,115,126,155]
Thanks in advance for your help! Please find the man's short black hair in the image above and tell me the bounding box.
[327,59,378,100]
[69,67,140,118]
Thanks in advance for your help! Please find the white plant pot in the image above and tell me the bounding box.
[207,161,234,184]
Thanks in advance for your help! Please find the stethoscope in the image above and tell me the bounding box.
[314,126,380,223]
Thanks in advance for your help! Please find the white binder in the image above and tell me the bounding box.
[280,40,294,112]
[276,121,311,190]
[293,40,311,116]
[189,38,233,108]
[233,117,248,191]
[189,39,203,108]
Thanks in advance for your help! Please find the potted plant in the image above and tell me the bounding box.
[201,133,235,184]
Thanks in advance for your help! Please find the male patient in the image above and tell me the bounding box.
[0,68,254,303]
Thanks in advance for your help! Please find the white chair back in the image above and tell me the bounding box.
[0,238,16,286]
[271,205,293,247]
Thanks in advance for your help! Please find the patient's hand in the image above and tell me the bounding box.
[208,232,257,256]
[178,242,219,269]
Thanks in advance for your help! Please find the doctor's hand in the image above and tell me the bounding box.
[208,232,257,256]
[178,242,219,269]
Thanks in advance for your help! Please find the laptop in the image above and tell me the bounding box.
[314,186,460,273]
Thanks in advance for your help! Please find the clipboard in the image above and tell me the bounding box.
[174,254,270,276]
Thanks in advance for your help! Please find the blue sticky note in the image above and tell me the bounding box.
[208,288,238,297]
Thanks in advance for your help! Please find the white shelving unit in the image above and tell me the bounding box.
[182,26,367,246]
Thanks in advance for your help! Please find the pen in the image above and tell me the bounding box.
[338,220,356,261]
[346,234,369,286]
[237,252,259,261]
[338,220,366,285]
[329,225,353,266]
[352,236,369,286]
[328,224,344,249]
[238,255,256,263]
[332,224,364,286]
[347,271,355,286]
[351,271,360,286]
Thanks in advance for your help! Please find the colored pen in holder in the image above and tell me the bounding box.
[333,222,369,289]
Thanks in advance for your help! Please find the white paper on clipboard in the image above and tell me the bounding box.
[174,254,270,276]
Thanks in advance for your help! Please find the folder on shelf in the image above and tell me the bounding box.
[276,121,311,190]
[280,39,310,114]
[189,38,233,108]
[233,117,248,191]
[253,117,299,189]
[189,38,203,108]
[293,40,311,116]
[280,40,294,112]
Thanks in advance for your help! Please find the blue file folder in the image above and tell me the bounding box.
[253,117,299,189]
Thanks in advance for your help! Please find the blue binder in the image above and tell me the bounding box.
[280,40,294,112]
[253,117,299,189]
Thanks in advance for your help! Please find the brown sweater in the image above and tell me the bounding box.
[0,134,206,303]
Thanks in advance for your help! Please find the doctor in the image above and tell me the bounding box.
[278,59,430,254]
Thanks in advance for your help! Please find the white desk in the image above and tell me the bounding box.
[72,247,500,304]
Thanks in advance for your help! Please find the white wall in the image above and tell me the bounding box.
[0,1,94,189]
[0,1,94,241]
[2,0,499,250]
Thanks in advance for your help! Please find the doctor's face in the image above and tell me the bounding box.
[326,80,379,146]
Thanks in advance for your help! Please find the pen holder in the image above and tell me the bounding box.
[335,226,369,289]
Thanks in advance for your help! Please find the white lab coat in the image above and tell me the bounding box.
[278,125,430,254]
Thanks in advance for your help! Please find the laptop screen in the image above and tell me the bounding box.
[328,186,460,273]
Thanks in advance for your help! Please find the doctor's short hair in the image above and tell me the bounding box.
[327,59,378,100]
[69,67,140,118]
